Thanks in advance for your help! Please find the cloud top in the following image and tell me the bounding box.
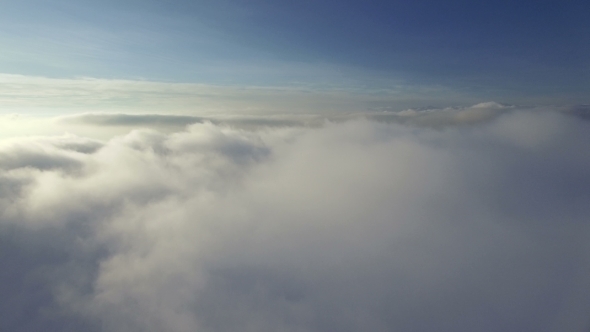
[1,109,590,331]
[57,102,589,133]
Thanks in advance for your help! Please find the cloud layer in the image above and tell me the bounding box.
[0,73,471,117]
[1,109,590,331]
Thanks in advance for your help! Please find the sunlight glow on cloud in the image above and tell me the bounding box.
[1,109,590,331]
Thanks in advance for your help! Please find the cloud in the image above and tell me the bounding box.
[60,102,590,134]
[364,102,513,127]
[0,73,475,116]
[58,113,319,131]
[560,104,590,121]
[55,102,526,133]
[1,109,590,331]
[61,114,206,128]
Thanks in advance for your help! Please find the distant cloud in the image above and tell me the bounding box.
[559,104,590,120]
[1,109,590,331]
[61,114,206,127]
[364,102,513,127]
[60,102,590,134]
[59,113,316,130]
[0,74,476,116]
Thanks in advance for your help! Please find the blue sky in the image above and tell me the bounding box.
[1,0,589,112]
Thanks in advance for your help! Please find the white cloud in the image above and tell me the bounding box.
[1,110,590,331]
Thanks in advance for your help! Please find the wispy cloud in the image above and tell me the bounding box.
[0,73,475,116]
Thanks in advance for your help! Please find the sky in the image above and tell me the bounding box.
[2,1,590,332]
[0,0,589,119]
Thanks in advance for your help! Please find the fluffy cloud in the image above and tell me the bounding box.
[1,109,590,331]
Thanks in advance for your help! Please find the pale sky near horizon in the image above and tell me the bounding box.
[1,0,588,118]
